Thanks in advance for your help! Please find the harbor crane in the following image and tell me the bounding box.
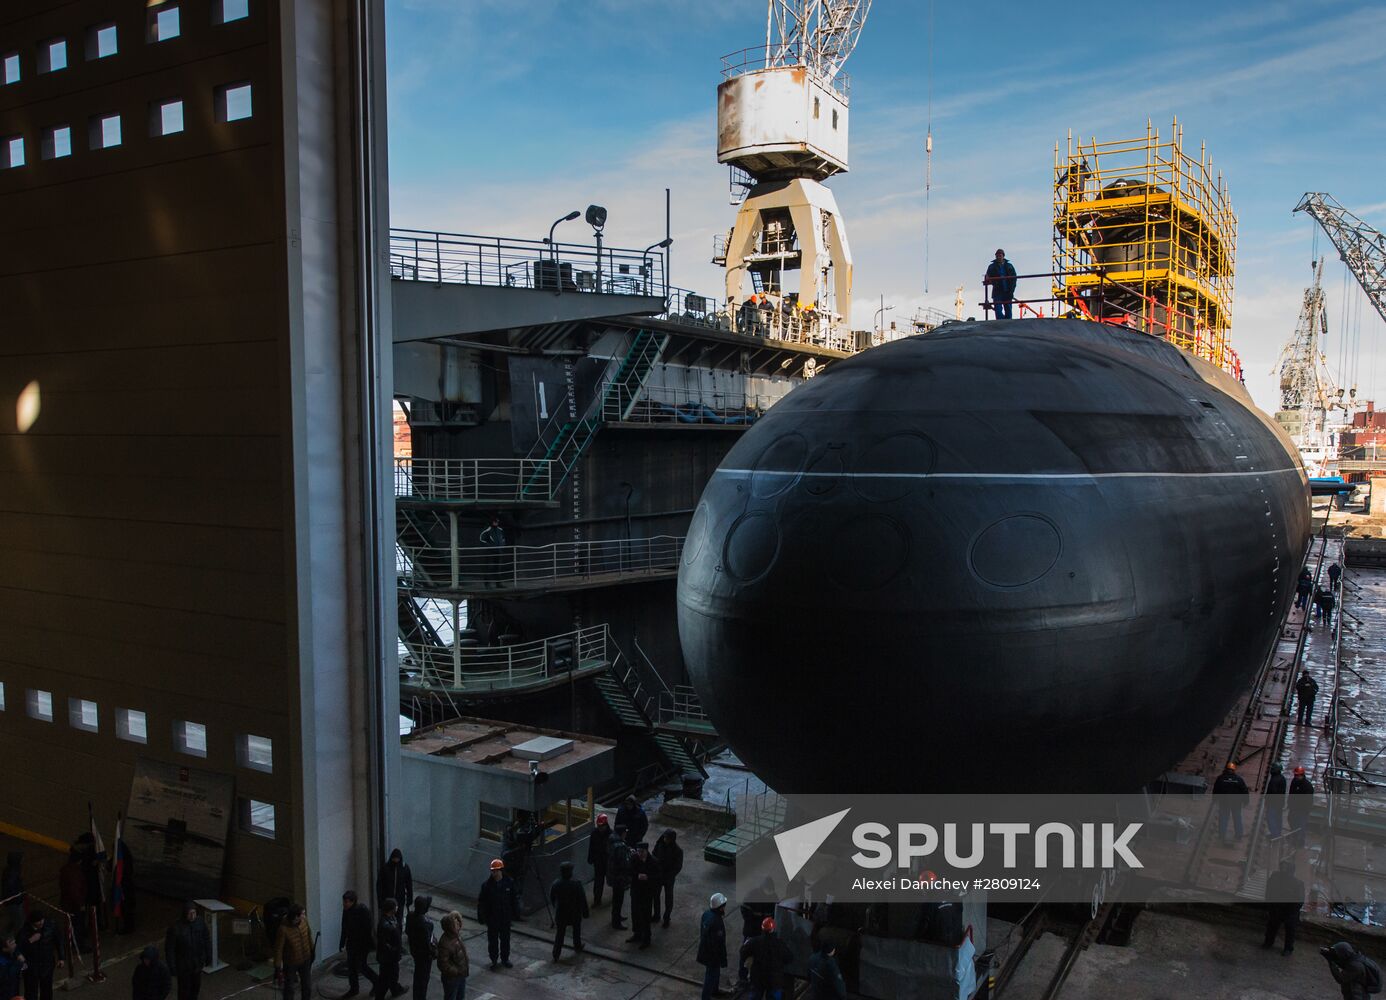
[1294,192,1386,325]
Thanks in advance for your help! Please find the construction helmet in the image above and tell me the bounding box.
[489,859,505,871]
[762,917,776,933]
[709,893,728,909]
[1226,762,1237,771]
[1294,766,1307,776]
[596,814,609,826]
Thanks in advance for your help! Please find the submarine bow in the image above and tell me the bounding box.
[676,319,1310,794]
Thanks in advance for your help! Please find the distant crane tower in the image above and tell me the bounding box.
[713,0,871,349]
[1294,192,1386,326]
[1272,257,1345,453]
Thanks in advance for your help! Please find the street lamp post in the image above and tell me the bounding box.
[543,210,580,292]
[643,237,673,296]
[874,295,895,344]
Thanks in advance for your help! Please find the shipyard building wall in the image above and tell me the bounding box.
[0,0,395,927]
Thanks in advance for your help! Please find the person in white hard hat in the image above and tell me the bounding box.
[697,893,729,1000]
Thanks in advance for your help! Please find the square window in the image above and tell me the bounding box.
[68,698,99,733]
[38,40,67,74]
[217,82,253,123]
[240,798,275,839]
[3,54,18,85]
[174,720,207,757]
[88,24,118,60]
[27,690,53,722]
[151,7,181,43]
[41,126,72,160]
[116,709,148,744]
[90,114,122,149]
[236,734,273,773]
[216,0,251,24]
[154,100,184,136]
[2,136,23,169]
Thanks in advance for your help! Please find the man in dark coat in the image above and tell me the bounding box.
[1321,587,1337,628]
[373,899,406,1000]
[607,838,632,931]
[740,917,793,1000]
[738,890,775,983]
[588,815,613,907]
[1295,670,1319,726]
[614,797,648,847]
[404,895,434,1000]
[132,945,172,1000]
[164,903,211,1000]
[18,911,63,1000]
[1295,568,1313,609]
[651,830,683,929]
[1329,562,1343,588]
[1323,940,1378,1000]
[1263,860,1304,955]
[1212,763,1249,843]
[1265,763,1287,840]
[339,890,379,998]
[476,860,518,970]
[548,861,589,960]
[806,940,848,1000]
[376,850,413,919]
[626,844,660,948]
[57,852,86,952]
[697,894,728,1000]
[1289,766,1315,847]
[984,249,1018,319]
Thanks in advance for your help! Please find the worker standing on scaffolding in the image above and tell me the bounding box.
[984,250,1017,319]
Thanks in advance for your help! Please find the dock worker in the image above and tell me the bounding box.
[1320,586,1337,628]
[480,518,508,587]
[697,893,729,1000]
[1294,670,1319,725]
[607,835,632,931]
[615,796,649,847]
[273,904,314,1000]
[405,896,435,1000]
[807,940,848,1000]
[627,843,660,949]
[339,891,379,998]
[588,814,613,907]
[1288,766,1315,848]
[548,861,588,961]
[1323,940,1382,1000]
[1212,762,1249,843]
[1262,860,1304,955]
[1296,569,1313,609]
[652,829,684,929]
[984,249,1018,320]
[740,917,793,1000]
[477,859,518,970]
[1265,763,1287,841]
[1329,562,1343,589]
[374,898,406,1000]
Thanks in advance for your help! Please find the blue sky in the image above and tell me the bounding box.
[385,0,1386,413]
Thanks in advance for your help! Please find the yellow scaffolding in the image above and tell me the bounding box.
[1053,119,1240,378]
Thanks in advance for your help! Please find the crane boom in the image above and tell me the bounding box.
[1294,192,1386,326]
[765,0,871,83]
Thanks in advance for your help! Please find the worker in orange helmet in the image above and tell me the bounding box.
[740,915,792,1000]
[477,860,518,970]
[1288,766,1315,848]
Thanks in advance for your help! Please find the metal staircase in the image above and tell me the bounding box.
[592,646,710,781]
[521,329,667,499]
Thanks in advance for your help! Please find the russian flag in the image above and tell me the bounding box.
[111,814,129,920]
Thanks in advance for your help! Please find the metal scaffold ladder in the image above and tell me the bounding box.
[592,646,710,781]
[521,329,668,498]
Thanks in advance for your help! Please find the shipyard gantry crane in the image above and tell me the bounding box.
[714,0,872,350]
[1273,257,1347,464]
[1294,192,1386,326]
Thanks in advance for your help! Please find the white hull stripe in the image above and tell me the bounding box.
[717,467,1306,481]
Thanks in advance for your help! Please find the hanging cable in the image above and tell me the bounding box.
[923,0,934,294]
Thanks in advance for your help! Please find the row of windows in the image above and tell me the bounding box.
[0,83,252,169]
[1,2,250,86]
[0,682,274,773]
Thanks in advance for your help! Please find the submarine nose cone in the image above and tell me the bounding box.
[677,319,1309,794]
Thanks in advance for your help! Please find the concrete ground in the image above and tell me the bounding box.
[1004,908,1383,1000]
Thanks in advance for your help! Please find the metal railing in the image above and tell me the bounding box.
[395,457,554,503]
[398,534,684,592]
[602,383,781,426]
[389,228,666,296]
[719,44,851,98]
[657,685,713,728]
[400,624,609,693]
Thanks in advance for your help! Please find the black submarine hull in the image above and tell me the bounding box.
[677,319,1310,793]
